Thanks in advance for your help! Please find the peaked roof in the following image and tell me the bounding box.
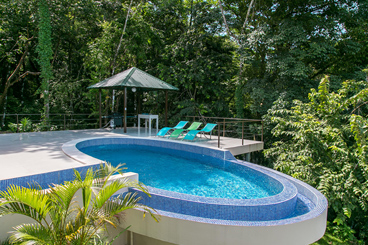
[88,67,179,91]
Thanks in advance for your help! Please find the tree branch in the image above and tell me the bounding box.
[218,0,239,43]
[241,0,255,35]
[0,35,34,63]
[0,36,38,110]
[9,71,41,87]
[111,0,134,75]
[52,38,61,66]
[351,101,368,115]
[7,46,29,84]
[6,36,35,84]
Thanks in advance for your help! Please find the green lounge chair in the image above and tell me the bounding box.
[156,121,189,137]
[169,122,202,139]
[183,123,217,141]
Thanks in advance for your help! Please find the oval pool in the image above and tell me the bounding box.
[78,144,282,199]
[64,137,300,222]
[62,136,328,244]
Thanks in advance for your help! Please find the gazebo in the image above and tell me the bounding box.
[88,67,179,133]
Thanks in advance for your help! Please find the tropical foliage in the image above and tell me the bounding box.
[264,76,368,243]
[2,0,366,123]
[1,0,368,242]
[0,163,157,244]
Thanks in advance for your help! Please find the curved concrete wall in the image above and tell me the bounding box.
[63,137,328,245]
[122,160,328,245]
[124,207,327,245]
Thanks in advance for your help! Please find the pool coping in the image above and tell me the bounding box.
[68,137,296,204]
[62,136,327,226]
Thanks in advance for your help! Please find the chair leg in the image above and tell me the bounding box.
[178,131,186,140]
[202,132,208,140]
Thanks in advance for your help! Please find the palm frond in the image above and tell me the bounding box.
[94,163,127,188]
[93,181,128,209]
[119,179,151,196]
[47,181,82,232]
[76,167,100,198]
[0,185,50,223]
[105,192,158,222]
[9,223,51,245]
[81,171,95,212]
[49,180,82,210]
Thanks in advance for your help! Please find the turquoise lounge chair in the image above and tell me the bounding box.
[169,122,202,139]
[183,123,217,141]
[156,121,189,137]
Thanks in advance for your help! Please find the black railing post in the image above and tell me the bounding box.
[223,118,225,137]
[261,121,264,142]
[242,121,244,145]
[165,91,168,127]
[64,114,66,130]
[99,88,102,128]
[218,122,221,148]
[16,114,19,133]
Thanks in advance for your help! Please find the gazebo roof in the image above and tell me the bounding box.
[88,67,179,91]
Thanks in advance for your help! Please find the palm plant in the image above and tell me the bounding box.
[0,163,157,244]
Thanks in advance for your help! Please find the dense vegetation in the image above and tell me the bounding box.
[265,76,368,243]
[1,0,367,243]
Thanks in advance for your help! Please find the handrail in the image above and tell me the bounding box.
[2,114,264,150]
[2,113,100,132]
[2,113,141,133]
[186,115,262,122]
[5,113,92,116]
[186,116,263,149]
[216,121,264,148]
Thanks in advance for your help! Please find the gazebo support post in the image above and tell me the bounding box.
[124,87,127,133]
[88,68,179,131]
[138,92,141,114]
[112,90,115,112]
[165,90,168,127]
[99,89,102,128]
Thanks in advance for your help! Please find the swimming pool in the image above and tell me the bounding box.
[62,136,328,244]
[69,137,300,221]
[78,144,282,199]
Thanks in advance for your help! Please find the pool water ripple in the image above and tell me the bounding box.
[79,144,279,199]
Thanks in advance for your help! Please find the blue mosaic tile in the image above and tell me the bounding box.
[0,164,100,192]
[18,136,328,227]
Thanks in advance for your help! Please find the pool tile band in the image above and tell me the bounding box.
[71,137,298,221]
[75,137,236,163]
[68,137,327,227]
[132,186,297,221]
[0,164,100,191]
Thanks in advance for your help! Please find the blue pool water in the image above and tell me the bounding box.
[79,144,280,199]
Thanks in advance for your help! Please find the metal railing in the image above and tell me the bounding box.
[1,113,141,133]
[2,114,263,149]
[2,113,100,132]
[186,116,263,147]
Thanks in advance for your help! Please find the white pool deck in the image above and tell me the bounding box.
[0,128,263,181]
[0,128,327,245]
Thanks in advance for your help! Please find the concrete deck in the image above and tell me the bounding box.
[0,128,263,181]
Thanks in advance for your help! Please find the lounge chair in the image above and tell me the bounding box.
[156,121,189,137]
[183,123,217,141]
[169,122,202,139]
